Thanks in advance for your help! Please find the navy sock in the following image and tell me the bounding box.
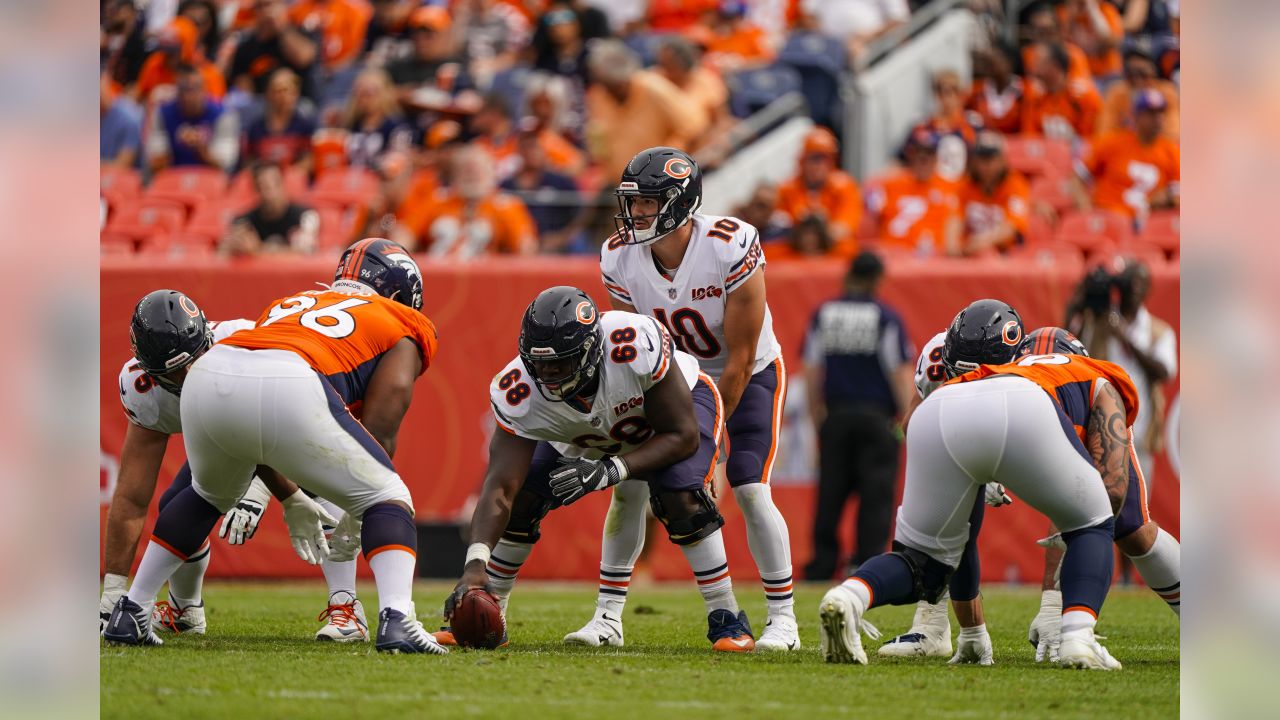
[852,553,918,609]
[152,486,222,558]
[361,502,417,558]
[1060,518,1115,615]
[949,495,986,602]
[156,462,193,512]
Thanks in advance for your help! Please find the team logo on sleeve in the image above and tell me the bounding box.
[1001,320,1023,346]
[663,158,692,179]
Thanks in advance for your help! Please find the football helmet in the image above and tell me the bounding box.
[519,286,603,402]
[942,299,1024,377]
[129,289,214,395]
[333,238,424,311]
[613,146,702,245]
[1018,326,1089,358]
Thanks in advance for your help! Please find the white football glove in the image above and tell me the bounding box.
[1028,589,1062,662]
[326,509,363,563]
[100,573,128,632]
[984,482,1013,507]
[948,625,994,666]
[219,477,271,545]
[281,489,338,565]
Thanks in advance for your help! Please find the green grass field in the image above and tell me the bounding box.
[101,581,1178,719]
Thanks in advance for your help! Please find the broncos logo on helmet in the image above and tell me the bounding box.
[334,238,424,311]
[613,146,702,246]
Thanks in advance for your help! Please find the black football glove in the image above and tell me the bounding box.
[549,456,627,505]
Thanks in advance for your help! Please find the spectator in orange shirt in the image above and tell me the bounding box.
[1097,44,1180,140]
[402,144,538,257]
[957,131,1031,255]
[776,126,864,256]
[654,36,735,164]
[470,93,521,183]
[966,40,1025,135]
[1058,0,1124,83]
[1023,3,1093,86]
[647,0,719,32]
[698,1,775,72]
[1022,43,1102,142]
[865,127,961,256]
[1073,89,1179,223]
[288,0,371,71]
[921,69,979,184]
[135,16,226,103]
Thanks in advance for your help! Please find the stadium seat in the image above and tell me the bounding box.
[100,231,137,255]
[1030,175,1074,214]
[105,200,187,243]
[726,63,804,119]
[307,168,380,210]
[186,199,253,238]
[1139,210,1179,256]
[777,33,847,131]
[1024,211,1054,246]
[1009,241,1087,273]
[100,167,142,204]
[316,205,360,253]
[145,167,229,212]
[227,165,310,206]
[1056,209,1133,245]
[1005,137,1072,179]
[168,232,220,259]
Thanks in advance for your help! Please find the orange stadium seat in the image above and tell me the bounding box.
[101,167,142,204]
[1139,210,1180,257]
[1030,175,1074,214]
[145,167,229,212]
[168,233,220,259]
[1005,137,1072,179]
[1056,209,1133,245]
[1024,211,1054,246]
[1056,232,1117,261]
[307,168,379,210]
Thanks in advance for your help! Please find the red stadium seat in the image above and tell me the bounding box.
[100,231,137,255]
[168,233,220,259]
[227,165,310,206]
[186,198,253,237]
[101,167,142,204]
[1138,210,1179,256]
[316,205,359,253]
[105,200,187,243]
[1024,211,1054,246]
[1030,175,1074,214]
[307,168,380,210]
[145,167,229,212]
[1056,231,1117,260]
[1056,209,1133,245]
[1005,137,1072,179]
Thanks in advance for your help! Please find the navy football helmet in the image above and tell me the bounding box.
[942,299,1024,377]
[519,286,603,402]
[613,146,702,245]
[1017,326,1089,358]
[129,289,214,395]
[333,238,424,311]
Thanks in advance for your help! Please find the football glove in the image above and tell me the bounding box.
[1028,589,1063,662]
[326,510,363,563]
[984,482,1013,507]
[949,625,994,666]
[281,489,338,565]
[219,477,271,545]
[549,456,628,506]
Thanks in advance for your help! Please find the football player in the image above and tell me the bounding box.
[105,238,448,654]
[583,146,798,651]
[819,320,1130,670]
[444,286,756,652]
[100,291,369,642]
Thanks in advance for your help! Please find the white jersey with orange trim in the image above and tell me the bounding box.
[490,310,700,460]
[117,319,256,434]
[600,213,781,378]
[913,331,948,400]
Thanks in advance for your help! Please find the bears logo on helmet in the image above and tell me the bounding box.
[663,157,692,179]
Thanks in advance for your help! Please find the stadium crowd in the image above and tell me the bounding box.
[100,0,1180,263]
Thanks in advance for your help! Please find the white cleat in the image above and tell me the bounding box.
[755,615,801,652]
[152,596,207,635]
[878,599,952,658]
[819,585,879,664]
[563,608,624,647]
[1059,628,1122,670]
[315,592,370,643]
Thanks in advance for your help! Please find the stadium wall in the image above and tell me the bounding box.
[100,256,1180,584]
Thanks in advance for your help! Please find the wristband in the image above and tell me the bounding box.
[464,542,491,567]
[103,573,128,593]
[606,456,630,484]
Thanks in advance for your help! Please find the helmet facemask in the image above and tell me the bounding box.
[613,183,699,246]
[521,327,602,402]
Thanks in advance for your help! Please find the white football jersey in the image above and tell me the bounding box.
[600,213,781,378]
[118,319,255,434]
[490,311,700,460]
[913,331,948,400]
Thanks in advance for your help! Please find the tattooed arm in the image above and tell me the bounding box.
[1087,380,1132,515]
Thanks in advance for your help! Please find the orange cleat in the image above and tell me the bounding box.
[433,629,458,646]
[712,635,756,652]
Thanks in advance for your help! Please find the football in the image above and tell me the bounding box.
[451,588,506,649]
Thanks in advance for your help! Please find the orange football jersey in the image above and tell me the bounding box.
[866,170,961,254]
[1082,130,1180,219]
[957,170,1031,247]
[402,191,537,257]
[223,288,438,406]
[776,170,863,253]
[965,77,1025,134]
[1058,2,1124,78]
[1021,79,1102,140]
[288,0,371,70]
[946,354,1139,440]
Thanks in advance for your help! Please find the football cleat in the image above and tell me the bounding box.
[315,592,369,642]
[878,599,952,657]
[1059,628,1122,670]
[102,596,163,646]
[819,585,881,664]
[707,609,755,652]
[564,608,625,647]
[432,629,458,646]
[152,595,207,634]
[375,605,449,655]
[755,615,800,652]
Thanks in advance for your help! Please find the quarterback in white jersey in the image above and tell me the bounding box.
[591,147,798,651]
[444,287,757,653]
[101,291,367,643]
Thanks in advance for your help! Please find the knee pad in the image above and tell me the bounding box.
[649,488,724,546]
[890,541,955,605]
[501,489,555,545]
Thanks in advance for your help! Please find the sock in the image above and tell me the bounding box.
[129,486,223,605]
[1128,528,1180,617]
[486,538,533,614]
[958,623,988,639]
[323,558,359,599]
[1061,608,1097,635]
[595,480,648,615]
[847,553,918,609]
[361,502,418,615]
[166,541,210,608]
[733,484,794,619]
[679,529,738,614]
[128,540,188,607]
[1060,518,1115,619]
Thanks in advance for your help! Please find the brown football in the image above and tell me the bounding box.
[451,589,506,649]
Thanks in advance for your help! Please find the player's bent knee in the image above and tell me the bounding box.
[1116,521,1158,556]
[361,502,417,558]
[650,488,724,546]
[502,490,555,545]
[890,541,955,605]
